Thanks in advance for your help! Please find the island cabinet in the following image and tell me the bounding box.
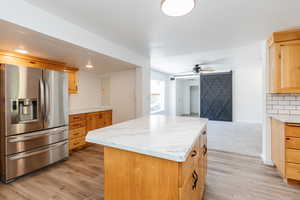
[271,119,300,184]
[268,29,300,93]
[104,130,207,200]
[69,110,112,151]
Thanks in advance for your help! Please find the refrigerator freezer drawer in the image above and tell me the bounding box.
[6,126,68,155]
[6,141,68,181]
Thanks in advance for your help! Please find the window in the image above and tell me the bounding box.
[151,80,165,113]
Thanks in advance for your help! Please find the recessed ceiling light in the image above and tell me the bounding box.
[161,0,196,17]
[15,49,28,54]
[86,64,94,69]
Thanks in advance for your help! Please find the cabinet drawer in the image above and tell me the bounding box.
[69,121,86,130]
[69,137,85,150]
[286,149,300,164]
[69,114,86,123]
[70,127,86,140]
[179,168,203,200]
[286,137,300,149]
[286,163,300,181]
[286,125,300,137]
[180,138,201,187]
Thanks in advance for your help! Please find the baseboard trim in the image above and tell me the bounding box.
[260,154,274,166]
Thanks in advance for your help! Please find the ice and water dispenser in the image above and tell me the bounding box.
[11,99,38,123]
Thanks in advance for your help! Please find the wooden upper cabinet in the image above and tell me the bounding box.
[269,29,300,93]
[269,44,281,93]
[68,71,78,94]
[0,49,79,94]
[280,43,300,90]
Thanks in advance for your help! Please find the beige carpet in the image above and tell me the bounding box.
[207,121,262,157]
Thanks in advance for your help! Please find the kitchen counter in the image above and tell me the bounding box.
[269,114,300,123]
[69,106,112,115]
[86,115,208,162]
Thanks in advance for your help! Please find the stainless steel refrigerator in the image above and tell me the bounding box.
[0,64,69,183]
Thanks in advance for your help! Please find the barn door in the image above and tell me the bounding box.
[200,72,232,121]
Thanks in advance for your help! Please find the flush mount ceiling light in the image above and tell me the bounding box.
[15,49,28,54]
[161,0,196,17]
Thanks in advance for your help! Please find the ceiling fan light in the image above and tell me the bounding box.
[161,0,195,17]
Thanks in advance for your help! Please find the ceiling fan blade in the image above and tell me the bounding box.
[200,67,215,72]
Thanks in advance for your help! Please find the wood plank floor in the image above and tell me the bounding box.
[0,145,299,200]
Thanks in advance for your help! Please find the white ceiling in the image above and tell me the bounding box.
[0,20,136,74]
[24,0,300,60]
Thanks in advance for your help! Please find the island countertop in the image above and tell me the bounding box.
[86,115,208,162]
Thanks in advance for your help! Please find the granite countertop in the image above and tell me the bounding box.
[269,114,300,123]
[86,115,208,162]
[69,106,112,115]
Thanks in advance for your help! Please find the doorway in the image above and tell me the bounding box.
[190,85,199,116]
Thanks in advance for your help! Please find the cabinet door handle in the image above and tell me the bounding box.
[286,138,291,141]
[191,150,197,157]
[192,170,198,190]
[202,131,207,135]
[203,145,207,156]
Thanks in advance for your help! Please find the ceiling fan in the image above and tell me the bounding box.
[171,64,215,80]
[171,58,228,80]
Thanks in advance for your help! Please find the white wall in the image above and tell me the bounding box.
[234,68,263,123]
[70,69,139,124]
[69,71,102,111]
[102,69,137,123]
[100,77,111,106]
[136,67,151,117]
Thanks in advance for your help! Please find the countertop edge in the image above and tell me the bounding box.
[69,107,112,115]
[269,114,300,123]
[85,124,207,163]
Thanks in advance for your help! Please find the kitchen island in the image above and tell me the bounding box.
[86,115,208,200]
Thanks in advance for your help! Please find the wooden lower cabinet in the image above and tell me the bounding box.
[69,110,112,151]
[86,112,105,131]
[271,119,300,183]
[104,130,207,200]
[69,113,87,151]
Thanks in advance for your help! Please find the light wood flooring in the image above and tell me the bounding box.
[0,145,299,200]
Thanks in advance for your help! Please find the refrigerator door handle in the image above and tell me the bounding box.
[44,80,50,122]
[39,78,45,120]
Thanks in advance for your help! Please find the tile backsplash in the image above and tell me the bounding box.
[267,94,300,115]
